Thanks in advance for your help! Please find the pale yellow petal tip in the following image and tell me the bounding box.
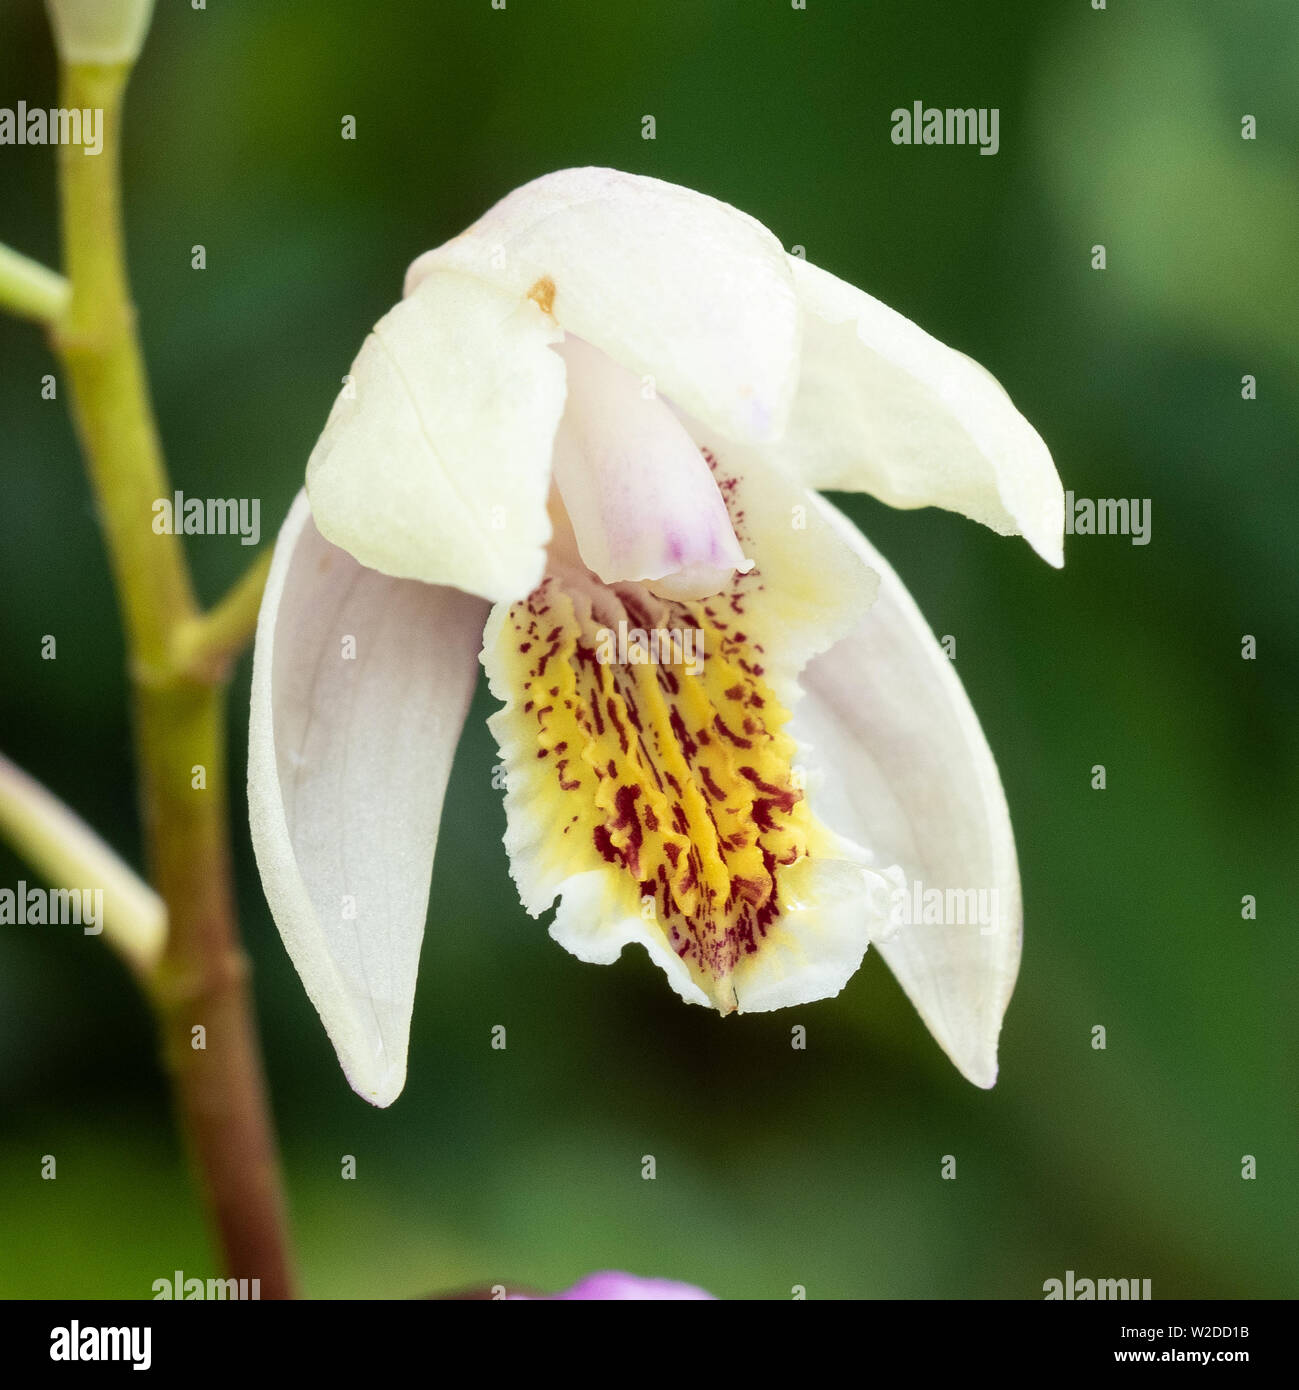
[1024,514,1066,569]
[903,963,1012,1090]
[331,1012,409,1109]
[1012,452,1066,569]
[921,1011,1003,1089]
[961,1051,1000,1090]
[346,1058,407,1110]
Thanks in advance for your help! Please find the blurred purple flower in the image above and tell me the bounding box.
[539,1271,715,1300]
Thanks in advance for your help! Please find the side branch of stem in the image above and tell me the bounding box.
[0,751,165,977]
[173,549,273,683]
[0,242,70,323]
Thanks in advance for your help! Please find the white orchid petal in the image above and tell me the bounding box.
[790,497,1021,1087]
[406,167,801,445]
[305,268,566,605]
[782,256,1064,567]
[248,492,487,1107]
[551,336,751,599]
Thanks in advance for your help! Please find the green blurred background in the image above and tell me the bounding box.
[1,0,1295,1298]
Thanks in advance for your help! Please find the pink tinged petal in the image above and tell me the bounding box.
[791,498,1021,1088]
[551,336,752,600]
[781,256,1065,568]
[405,167,801,445]
[248,492,488,1107]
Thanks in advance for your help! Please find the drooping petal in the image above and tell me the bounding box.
[405,167,801,446]
[779,256,1064,567]
[550,336,751,600]
[248,492,487,1107]
[790,497,1022,1087]
[482,441,890,1014]
[305,268,567,605]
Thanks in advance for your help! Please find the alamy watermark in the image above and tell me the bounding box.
[0,881,102,933]
[50,1323,150,1370]
[152,491,261,546]
[891,101,999,156]
[1044,1270,1151,1300]
[1064,490,1151,545]
[152,1270,261,1300]
[595,619,704,677]
[1,103,103,156]
[889,878,999,935]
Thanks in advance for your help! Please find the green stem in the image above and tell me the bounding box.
[51,59,295,1298]
[0,242,70,324]
[52,63,194,670]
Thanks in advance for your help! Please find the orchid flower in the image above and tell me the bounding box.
[248,167,1062,1108]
